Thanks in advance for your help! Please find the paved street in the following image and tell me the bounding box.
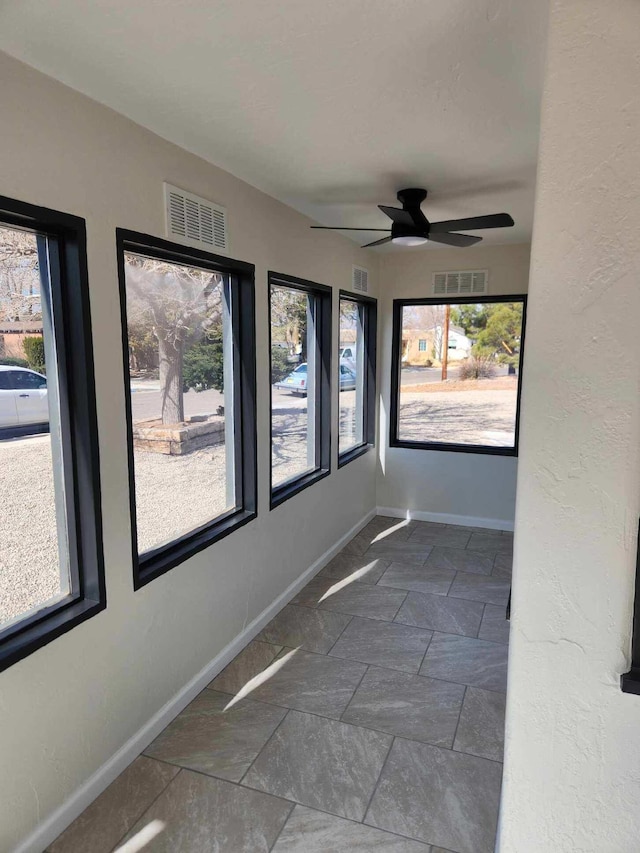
[130,381,309,422]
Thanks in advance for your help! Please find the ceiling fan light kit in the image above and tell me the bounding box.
[310,187,514,249]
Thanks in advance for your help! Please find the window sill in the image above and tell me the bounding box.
[270,467,330,510]
[390,438,518,457]
[135,507,257,589]
[0,595,105,673]
[338,442,373,469]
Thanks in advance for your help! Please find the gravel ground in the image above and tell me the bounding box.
[0,435,63,625]
[398,388,517,446]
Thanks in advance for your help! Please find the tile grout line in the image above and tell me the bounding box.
[390,589,409,621]
[477,602,488,639]
[416,629,435,673]
[266,800,297,853]
[105,764,185,853]
[361,735,396,828]
[449,685,468,753]
[237,708,292,787]
[338,664,371,722]
[324,614,356,655]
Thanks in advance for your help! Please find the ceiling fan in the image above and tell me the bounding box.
[310,188,514,248]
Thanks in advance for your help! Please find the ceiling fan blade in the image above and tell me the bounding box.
[310,226,391,231]
[378,205,417,227]
[361,236,394,248]
[429,213,514,234]
[428,232,482,247]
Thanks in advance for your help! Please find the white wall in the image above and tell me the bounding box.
[500,1,640,850]
[377,244,530,527]
[0,53,379,852]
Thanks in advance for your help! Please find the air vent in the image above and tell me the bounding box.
[164,183,228,254]
[352,266,369,293]
[433,270,488,297]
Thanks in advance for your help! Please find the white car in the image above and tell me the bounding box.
[0,366,49,430]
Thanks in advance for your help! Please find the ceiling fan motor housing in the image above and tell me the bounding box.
[396,187,428,209]
[391,222,427,240]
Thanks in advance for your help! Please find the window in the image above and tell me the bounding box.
[0,195,104,671]
[418,339,427,352]
[390,295,527,455]
[117,230,257,588]
[338,291,377,466]
[269,272,331,507]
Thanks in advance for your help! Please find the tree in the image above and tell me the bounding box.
[0,226,42,323]
[450,304,488,340]
[474,302,523,363]
[125,257,223,424]
[270,286,308,361]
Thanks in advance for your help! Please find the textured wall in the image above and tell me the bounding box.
[0,52,378,852]
[377,244,531,526]
[500,1,640,849]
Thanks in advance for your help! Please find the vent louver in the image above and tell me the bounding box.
[352,266,369,293]
[164,183,228,253]
[433,270,488,297]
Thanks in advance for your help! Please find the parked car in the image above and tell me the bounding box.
[275,362,356,397]
[0,366,48,430]
[339,346,356,371]
[274,362,358,397]
[339,363,357,390]
[274,362,309,396]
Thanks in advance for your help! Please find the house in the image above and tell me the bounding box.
[402,325,472,365]
[0,2,638,852]
[0,320,43,360]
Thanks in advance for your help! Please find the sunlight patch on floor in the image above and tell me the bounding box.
[224,647,299,709]
[114,819,165,852]
[369,519,410,544]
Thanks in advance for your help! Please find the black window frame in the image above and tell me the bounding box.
[338,290,377,468]
[0,195,105,672]
[116,229,257,589]
[390,294,527,457]
[269,271,332,509]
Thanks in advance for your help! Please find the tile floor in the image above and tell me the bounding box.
[48,516,512,853]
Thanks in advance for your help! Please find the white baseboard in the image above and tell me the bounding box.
[377,505,514,532]
[15,507,376,853]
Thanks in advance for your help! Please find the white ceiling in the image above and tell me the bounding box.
[0,0,549,249]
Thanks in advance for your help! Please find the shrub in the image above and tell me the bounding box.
[22,336,46,374]
[271,346,292,384]
[183,340,223,392]
[0,356,29,368]
[458,356,496,381]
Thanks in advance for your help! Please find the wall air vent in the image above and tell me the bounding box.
[433,269,488,297]
[164,183,228,254]
[352,265,369,293]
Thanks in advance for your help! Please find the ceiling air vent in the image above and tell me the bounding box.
[352,266,369,293]
[433,269,488,297]
[164,183,228,254]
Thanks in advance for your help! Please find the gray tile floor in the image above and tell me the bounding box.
[48,517,512,853]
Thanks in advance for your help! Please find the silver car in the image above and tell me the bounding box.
[275,362,309,396]
[0,366,48,430]
[275,362,357,397]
